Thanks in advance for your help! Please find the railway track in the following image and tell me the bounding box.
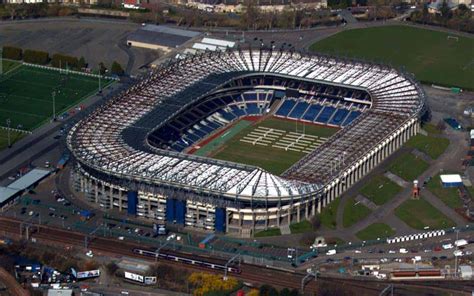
[0,218,317,292]
[3,217,472,295]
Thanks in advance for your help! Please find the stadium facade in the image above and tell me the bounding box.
[67,48,425,235]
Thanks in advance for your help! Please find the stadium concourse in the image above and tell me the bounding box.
[67,48,425,236]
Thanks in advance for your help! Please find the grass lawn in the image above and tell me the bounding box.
[0,129,26,150]
[310,26,474,90]
[342,197,372,228]
[290,220,313,234]
[405,134,449,159]
[254,228,281,237]
[426,174,463,209]
[211,117,338,175]
[320,197,340,230]
[326,237,345,246]
[356,223,396,241]
[0,63,114,131]
[359,175,402,205]
[422,123,442,135]
[389,152,429,181]
[395,198,456,230]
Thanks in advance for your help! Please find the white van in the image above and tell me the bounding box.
[326,249,336,256]
[399,248,408,254]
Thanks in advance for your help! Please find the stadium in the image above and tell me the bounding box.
[67,48,425,235]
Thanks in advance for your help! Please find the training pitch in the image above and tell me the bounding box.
[0,60,114,131]
[310,25,474,90]
[194,117,338,175]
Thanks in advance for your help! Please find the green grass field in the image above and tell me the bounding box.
[310,26,474,89]
[405,134,449,160]
[395,198,456,230]
[389,152,429,181]
[254,227,281,237]
[422,123,442,135]
[320,197,340,230]
[359,175,402,205]
[209,117,338,175]
[356,223,396,241]
[426,174,463,209]
[290,220,313,234]
[0,62,114,131]
[342,197,372,228]
[0,129,25,150]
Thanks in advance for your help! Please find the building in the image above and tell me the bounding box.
[440,174,463,188]
[47,289,73,296]
[126,25,201,52]
[0,168,51,211]
[67,48,425,236]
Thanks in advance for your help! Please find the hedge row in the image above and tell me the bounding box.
[23,49,49,65]
[2,46,22,60]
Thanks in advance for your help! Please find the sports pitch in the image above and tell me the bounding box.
[195,117,339,175]
[310,25,474,90]
[0,60,114,131]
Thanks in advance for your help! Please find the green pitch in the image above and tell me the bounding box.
[310,26,474,90]
[201,117,338,175]
[0,62,114,131]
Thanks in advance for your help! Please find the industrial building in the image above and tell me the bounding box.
[67,48,425,236]
[126,25,200,52]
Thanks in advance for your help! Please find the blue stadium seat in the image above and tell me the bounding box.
[315,106,336,124]
[246,103,260,115]
[342,111,361,126]
[288,101,309,119]
[302,104,323,121]
[218,110,236,121]
[243,93,258,101]
[329,109,349,126]
[185,132,199,143]
[191,128,207,138]
[275,100,296,117]
[230,105,246,117]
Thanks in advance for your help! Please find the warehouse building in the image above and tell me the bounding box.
[126,25,200,52]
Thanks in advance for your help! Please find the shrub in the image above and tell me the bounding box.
[23,49,49,65]
[51,53,79,70]
[110,61,124,75]
[2,46,22,60]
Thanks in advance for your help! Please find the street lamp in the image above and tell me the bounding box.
[51,90,56,121]
[6,118,11,148]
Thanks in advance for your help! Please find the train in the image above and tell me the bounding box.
[132,248,241,274]
[390,269,444,280]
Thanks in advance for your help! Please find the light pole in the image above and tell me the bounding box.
[51,91,56,121]
[6,118,11,148]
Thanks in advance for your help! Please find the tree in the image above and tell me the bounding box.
[105,262,119,275]
[259,284,279,296]
[98,62,107,75]
[2,46,22,60]
[23,49,49,65]
[299,232,317,246]
[311,214,321,230]
[110,61,124,76]
[78,56,87,69]
[51,53,79,70]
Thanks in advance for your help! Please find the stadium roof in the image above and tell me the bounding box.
[68,48,424,202]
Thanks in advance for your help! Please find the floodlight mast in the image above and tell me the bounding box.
[6,118,11,148]
[52,91,56,121]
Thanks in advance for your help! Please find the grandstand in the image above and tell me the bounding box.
[67,48,425,236]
